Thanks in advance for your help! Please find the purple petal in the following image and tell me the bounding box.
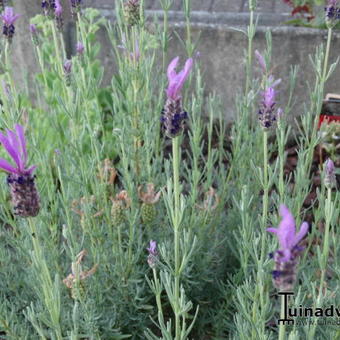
[0,158,18,174]
[167,56,179,80]
[6,129,22,170]
[292,222,309,247]
[0,131,20,169]
[277,204,296,249]
[15,124,27,168]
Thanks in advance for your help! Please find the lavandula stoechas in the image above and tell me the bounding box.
[1,7,20,43]
[0,124,40,217]
[63,59,72,86]
[69,0,82,16]
[147,240,158,269]
[255,50,282,129]
[267,205,309,291]
[325,0,340,28]
[124,0,141,26]
[54,0,63,30]
[161,57,193,138]
[42,0,56,17]
[324,158,336,189]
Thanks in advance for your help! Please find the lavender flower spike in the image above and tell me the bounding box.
[324,158,336,189]
[55,0,63,30]
[161,57,193,138]
[267,205,309,291]
[0,124,40,217]
[1,7,20,42]
[325,0,340,27]
[147,240,158,268]
[258,86,280,129]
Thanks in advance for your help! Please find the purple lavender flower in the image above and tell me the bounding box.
[69,0,82,15]
[147,240,158,268]
[166,57,193,101]
[42,0,56,16]
[267,205,309,291]
[325,0,340,25]
[258,85,283,129]
[324,158,336,189]
[161,57,193,138]
[1,7,20,42]
[76,41,85,55]
[55,0,63,30]
[0,124,40,217]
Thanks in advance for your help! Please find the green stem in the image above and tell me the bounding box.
[245,9,254,96]
[278,294,286,340]
[260,131,269,263]
[172,136,181,340]
[322,28,332,85]
[308,187,332,339]
[28,218,63,340]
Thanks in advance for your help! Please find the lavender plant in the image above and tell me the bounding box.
[0,0,339,339]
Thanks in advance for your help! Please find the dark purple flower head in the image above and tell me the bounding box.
[258,81,282,129]
[166,57,193,100]
[42,0,56,16]
[325,0,340,24]
[324,158,336,189]
[0,124,36,176]
[1,7,20,41]
[69,0,82,15]
[147,240,158,268]
[76,41,84,55]
[267,205,309,263]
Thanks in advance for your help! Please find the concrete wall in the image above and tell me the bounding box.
[9,1,340,121]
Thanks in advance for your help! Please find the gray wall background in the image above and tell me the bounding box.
[11,1,340,120]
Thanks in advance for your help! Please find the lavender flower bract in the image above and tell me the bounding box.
[161,57,193,138]
[267,205,309,291]
[1,7,20,42]
[0,124,40,217]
